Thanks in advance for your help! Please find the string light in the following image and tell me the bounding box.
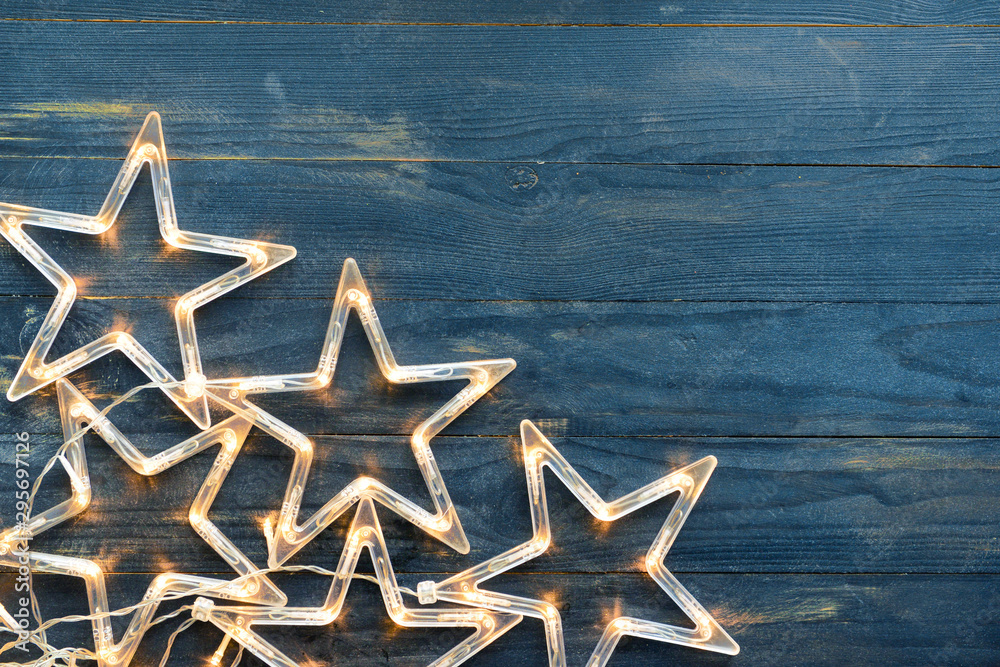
[198,498,522,667]
[0,111,296,429]
[0,379,286,666]
[205,258,516,564]
[415,420,740,665]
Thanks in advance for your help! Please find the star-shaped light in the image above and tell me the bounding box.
[196,497,522,667]
[205,258,516,563]
[415,420,739,666]
[0,111,296,429]
[0,378,286,667]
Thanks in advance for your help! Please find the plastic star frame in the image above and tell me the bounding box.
[0,378,285,666]
[196,497,523,667]
[415,420,740,666]
[205,258,516,563]
[0,111,296,429]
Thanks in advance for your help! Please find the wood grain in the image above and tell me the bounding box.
[3,572,997,666]
[2,431,996,576]
[4,160,1000,303]
[8,297,1000,438]
[2,25,1000,165]
[5,1,1000,26]
[1,9,998,666]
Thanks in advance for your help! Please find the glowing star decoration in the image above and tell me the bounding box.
[0,111,297,429]
[0,378,286,667]
[415,420,740,666]
[196,497,523,667]
[205,258,516,563]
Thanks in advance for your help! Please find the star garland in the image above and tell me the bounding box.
[0,113,739,666]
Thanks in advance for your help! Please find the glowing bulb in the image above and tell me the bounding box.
[183,372,206,398]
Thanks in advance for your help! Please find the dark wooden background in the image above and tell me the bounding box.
[1,3,999,666]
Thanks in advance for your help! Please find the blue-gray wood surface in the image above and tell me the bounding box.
[0,4,998,666]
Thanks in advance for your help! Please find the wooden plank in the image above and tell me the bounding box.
[3,572,998,665]
[3,431,996,575]
[5,1,1000,26]
[2,26,1000,165]
[6,297,1000,438]
[4,160,1000,303]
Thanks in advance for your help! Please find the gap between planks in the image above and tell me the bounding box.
[7,296,1000,308]
[13,431,1000,441]
[4,18,1000,28]
[4,156,1000,170]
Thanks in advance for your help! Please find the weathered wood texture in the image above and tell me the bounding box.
[1,9,999,667]
[7,298,1000,438]
[2,431,996,575]
[3,25,1000,166]
[5,161,1000,303]
[5,1,1000,25]
[4,572,995,666]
